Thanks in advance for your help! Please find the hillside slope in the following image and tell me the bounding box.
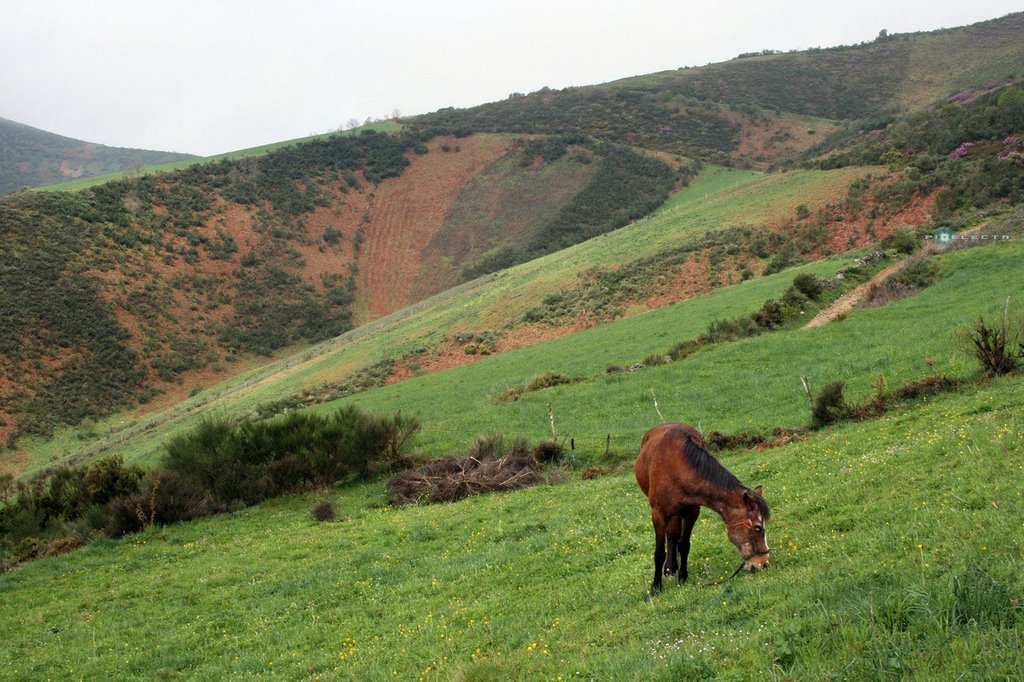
[4,12,1024,468]
[2,237,1021,679]
[0,132,675,446]
[9,163,938,477]
[0,117,196,194]
[411,13,1024,165]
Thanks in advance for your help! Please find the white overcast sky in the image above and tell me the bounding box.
[2,0,1021,156]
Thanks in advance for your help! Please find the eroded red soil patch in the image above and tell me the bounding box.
[823,192,936,254]
[627,253,715,312]
[386,340,490,384]
[356,135,514,320]
[729,112,839,168]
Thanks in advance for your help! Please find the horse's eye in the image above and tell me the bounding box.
[754,526,763,533]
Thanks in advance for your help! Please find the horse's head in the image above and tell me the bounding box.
[727,486,770,572]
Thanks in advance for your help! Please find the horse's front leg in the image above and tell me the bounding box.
[677,505,700,583]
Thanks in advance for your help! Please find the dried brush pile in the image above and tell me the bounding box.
[388,435,546,505]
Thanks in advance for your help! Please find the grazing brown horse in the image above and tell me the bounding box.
[635,422,770,595]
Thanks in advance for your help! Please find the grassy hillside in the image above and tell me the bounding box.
[0,117,196,194]
[1,239,1021,679]
[9,164,893,477]
[329,236,1024,453]
[3,12,1024,679]
[0,129,419,443]
[6,12,1022,460]
[0,132,676,446]
[410,13,1024,164]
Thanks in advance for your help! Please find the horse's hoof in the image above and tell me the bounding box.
[678,573,688,584]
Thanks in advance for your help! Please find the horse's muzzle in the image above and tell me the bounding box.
[744,553,770,571]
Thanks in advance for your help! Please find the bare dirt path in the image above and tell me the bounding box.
[802,260,909,329]
[804,223,993,329]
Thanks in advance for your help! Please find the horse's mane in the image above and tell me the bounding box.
[682,437,771,519]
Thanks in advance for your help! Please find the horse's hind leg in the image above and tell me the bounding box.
[664,514,683,578]
[650,510,667,596]
[677,505,700,583]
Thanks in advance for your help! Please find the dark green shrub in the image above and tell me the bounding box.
[702,319,740,344]
[753,299,785,329]
[84,456,144,505]
[162,407,420,506]
[322,226,343,244]
[105,471,222,538]
[311,500,336,522]
[526,372,576,391]
[494,386,525,403]
[668,339,703,361]
[763,246,803,275]
[0,473,13,503]
[890,258,940,289]
[792,273,824,300]
[884,227,919,254]
[781,286,811,310]
[162,417,250,502]
[377,411,421,466]
[812,381,849,427]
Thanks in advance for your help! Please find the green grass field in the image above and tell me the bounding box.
[15,165,875,477]
[6,14,1024,676]
[1,333,1021,680]
[334,239,1024,456]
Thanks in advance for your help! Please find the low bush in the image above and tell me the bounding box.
[860,255,940,309]
[533,439,565,463]
[105,470,223,538]
[2,405,418,568]
[311,500,336,522]
[666,340,699,361]
[812,381,849,427]
[526,371,578,391]
[164,407,420,507]
[493,386,526,403]
[956,307,1024,376]
[891,257,941,289]
[705,430,770,450]
[890,374,962,401]
[792,273,825,300]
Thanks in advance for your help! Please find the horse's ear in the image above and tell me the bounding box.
[743,487,763,511]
